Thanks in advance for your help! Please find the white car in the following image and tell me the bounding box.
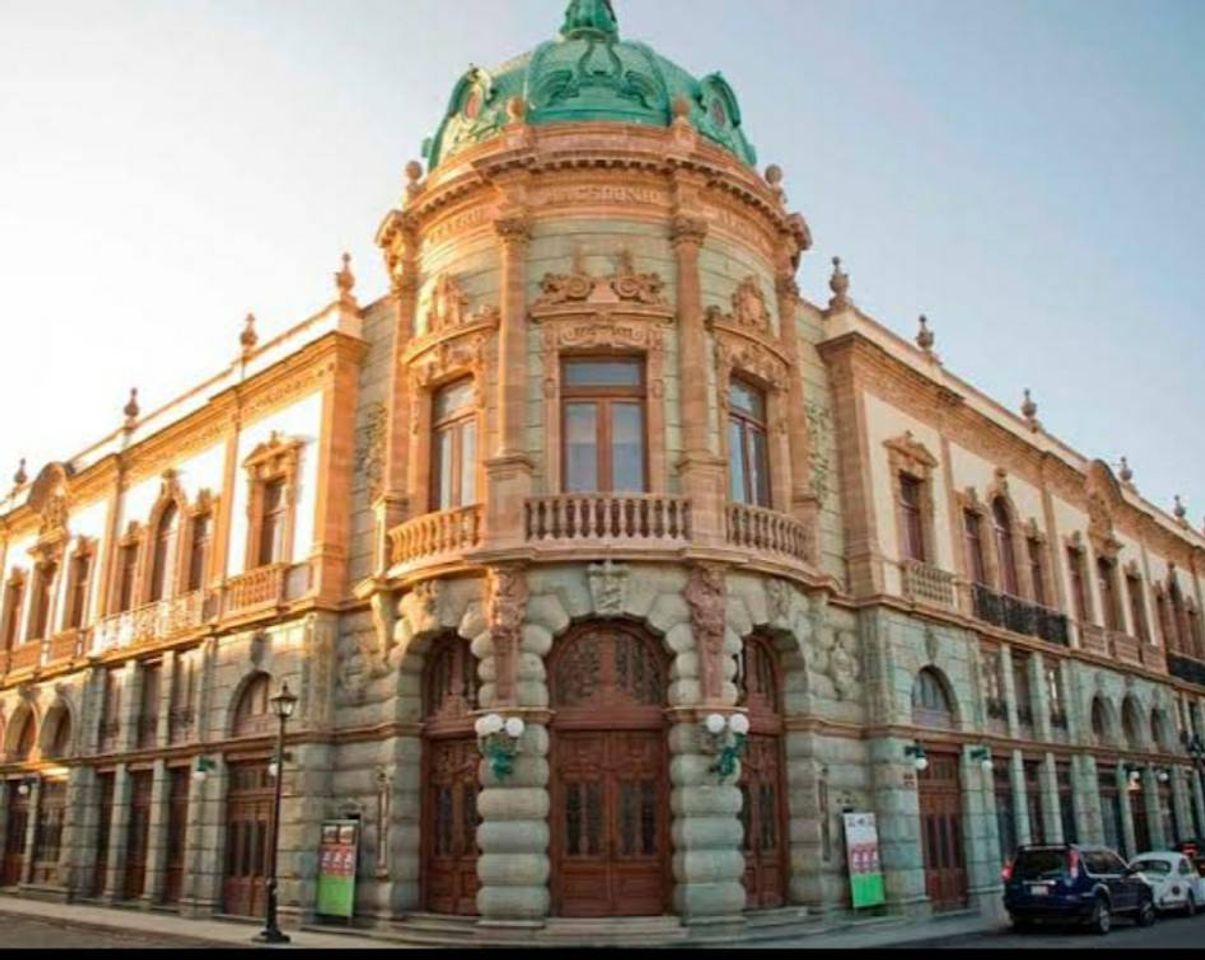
[1129,852,1205,914]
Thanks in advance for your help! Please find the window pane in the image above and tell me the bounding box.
[459,420,477,506]
[563,359,642,388]
[729,380,764,420]
[434,379,474,421]
[728,420,748,503]
[610,403,645,492]
[565,403,599,492]
[749,427,770,507]
[435,427,454,509]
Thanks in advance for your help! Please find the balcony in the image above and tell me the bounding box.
[222,561,310,616]
[1169,653,1205,687]
[525,494,690,549]
[7,641,41,674]
[901,559,956,608]
[971,583,1069,646]
[724,502,814,566]
[46,629,84,665]
[389,505,484,567]
[92,589,212,655]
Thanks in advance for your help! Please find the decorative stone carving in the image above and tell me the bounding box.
[828,632,861,701]
[588,559,628,618]
[533,247,666,308]
[705,275,771,336]
[685,564,727,702]
[924,626,940,664]
[423,273,499,335]
[487,566,528,705]
[355,401,388,502]
[670,214,708,247]
[765,577,792,625]
[411,334,488,390]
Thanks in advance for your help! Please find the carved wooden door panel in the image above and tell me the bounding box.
[163,767,190,904]
[737,635,787,910]
[549,623,670,918]
[423,736,480,915]
[917,751,968,911]
[223,761,273,919]
[2,780,30,887]
[92,773,115,896]
[123,770,153,900]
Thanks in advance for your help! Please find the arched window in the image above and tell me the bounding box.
[1091,698,1110,746]
[27,561,57,642]
[46,711,72,759]
[12,711,36,762]
[1150,710,1163,751]
[149,501,180,603]
[423,635,479,723]
[232,672,273,738]
[992,498,1018,596]
[1122,698,1143,751]
[186,510,213,593]
[728,377,770,508]
[911,668,955,729]
[1170,578,1188,653]
[431,378,478,511]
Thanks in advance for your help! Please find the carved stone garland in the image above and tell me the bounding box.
[487,565,528,707]
[685,564,728,703]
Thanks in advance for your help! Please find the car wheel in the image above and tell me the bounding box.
[1089,896,1112,935]
[1137,895,1156,928]
[1187,892,1197,917]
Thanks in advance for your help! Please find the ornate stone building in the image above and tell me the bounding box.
[1,0,1204,944]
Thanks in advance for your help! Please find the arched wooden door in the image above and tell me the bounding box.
[549,622,670,917]
[917,748,968,911]
[421,634,480,916]
[737,634,788,910]
[223,760,273,918]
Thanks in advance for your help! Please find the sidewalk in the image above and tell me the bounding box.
[739,911,1007,950]
[0,895,395,950]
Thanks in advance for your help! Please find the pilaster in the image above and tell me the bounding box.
[869,736,927,915]
[1008,751,1031,845]
[19,777,41,885]
[179,755,224,917]
[1144,766,1166,850]
[141,758,170,906]
[101,764,131,901]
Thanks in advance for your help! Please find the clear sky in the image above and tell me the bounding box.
[1,0,1201,523]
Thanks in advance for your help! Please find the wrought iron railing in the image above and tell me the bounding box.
[1169,654,1205,687]
[971,583,1069,646]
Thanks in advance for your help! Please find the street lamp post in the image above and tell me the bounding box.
[254,681,298,945]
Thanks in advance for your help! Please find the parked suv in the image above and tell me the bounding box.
[1003,844,1156,934]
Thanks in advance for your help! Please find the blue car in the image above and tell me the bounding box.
[1003,844,1156,934]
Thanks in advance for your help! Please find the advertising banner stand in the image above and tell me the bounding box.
[843,811,886,909]
[316,818,360,923]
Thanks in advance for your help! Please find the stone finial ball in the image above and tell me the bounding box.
[405,160,423,182]
[765,164,783,185]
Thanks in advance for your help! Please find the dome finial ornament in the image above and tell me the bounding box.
[1119,456,1134,486]
[561,0,619,40]
[916,314,935,355]
[1021,388,1040,431]
[13,457,27,488]
[123,388,140,426]
[335,253,357,306]
[240,313,258,354]
[1174,495,1188,527]
[827,256,850,311]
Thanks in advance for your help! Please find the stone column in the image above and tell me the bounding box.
[961,746,1004,916]
[180,755,225,917]
[1008,751,1031,845]
[1192,768,1205,836]
[670,211,725,548]
[19,777,40,885]
[1039,754,1062,844]
[157,651,176,747]
[1074,754,1104,845]
[102,764,131,901]
[475,567,549,925]
[868,736,927,915]
[1172,767,1193,844]
[59,765,95,897]
[1029,655,1051,743]
[483,211,534,552]
[141,758,170,906]
[119,659,141,754]
[1000,646,1020,738]
[376,735,423,917]
[1117,766,1137,859]
[1144,766,1166,850]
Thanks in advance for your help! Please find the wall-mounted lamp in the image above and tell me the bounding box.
[192,756,217,784]
[475,713,525,780]
[701,712,750,782]
[1186,734,1205,766]
[15,774,37,797]
[1125,765,1144,791]
[969,746,994,773]
[1156,768,1171,784]
[905,743,928,772]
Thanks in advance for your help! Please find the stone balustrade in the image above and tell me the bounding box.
[900,559,956,608]
[46,629,85,665]
[525,494,690,546]
[724,501,814,565]
[222,564,290,614]
[388,505,484,566]
[92,589,211,654]
[7,641,40,673]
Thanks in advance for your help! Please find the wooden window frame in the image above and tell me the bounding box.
[62,538,96,632]
[885,433,939,567]
[1,569,27,653]
[25,559,58,643]
[111,526,144,615]
[991,497,1020,597]
[727,375,771,508]
[559,355,649,495]
[183,493,217,594]
[147,499,182,604]
[242,433,303,571]
[1066,543,1092,626]
[1097,555,1122,632]
[429,377,481,512]
[963,508,988,586]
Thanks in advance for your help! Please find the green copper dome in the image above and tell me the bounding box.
[422,0,758,171]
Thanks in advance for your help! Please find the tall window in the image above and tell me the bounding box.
[431,378,478,511]
[898,474,926,562]
[911,668,955,729]
[1189,607,1203,660]
[2,576,24,652]
[257,477,287,567]
[1045,662,1066,729]
[1170,579,1189,653]
[1067,547,1089,624]
[1027,537,1047,607]
[64,551,92,630]
[992,498,1018,595]
[964,510,987,585]
[28,562,56,641]
[1126,573,1149,644]
[728,378,770,507]
[1097,557,1120,631]
[138,661,162,749]
[117,543,139,613]
[187,512,212,592]
[1156,590,1175,651]
[1012,653,1034,728]
[149,502,179,603]
[562,358,646,493]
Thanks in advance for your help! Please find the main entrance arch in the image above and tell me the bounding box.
[549,621,670,917]
[737,633,788,909]
[421,633,480,916]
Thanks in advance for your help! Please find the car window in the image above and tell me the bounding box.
[1132,859,1172,875]
[1013,849,1068,880]
[1179,860,1192,875]
[1083,852,1112,876]
[1105,852,1129,874]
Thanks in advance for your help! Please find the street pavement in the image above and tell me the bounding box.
[898,907,1205,949]
[0,911,224,949]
